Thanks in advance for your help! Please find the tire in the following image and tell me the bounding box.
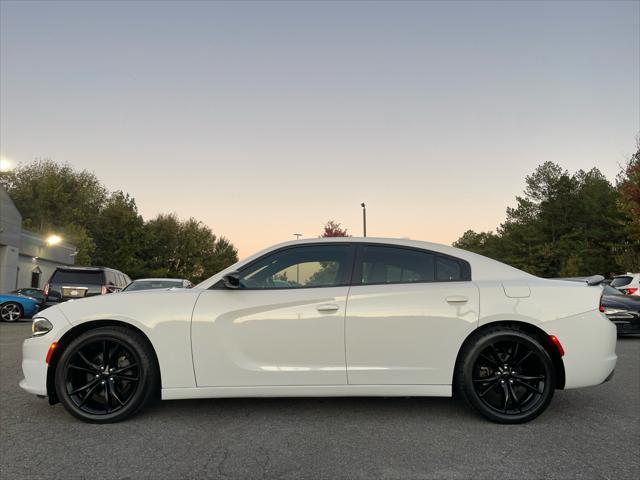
[54,326,158,423]
[455,327,555,424]
[0,302,23,322]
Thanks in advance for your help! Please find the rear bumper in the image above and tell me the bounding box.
[543,309,617,389]
[608,314,640,335]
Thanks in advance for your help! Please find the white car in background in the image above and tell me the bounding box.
[122,278,194,292]
[20,238,616,424]
[610,273,640,296]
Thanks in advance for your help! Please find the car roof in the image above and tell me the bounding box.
[196,236,535,289]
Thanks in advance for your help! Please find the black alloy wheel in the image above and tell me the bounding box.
[456,327,556,423]
[55,326,158,423]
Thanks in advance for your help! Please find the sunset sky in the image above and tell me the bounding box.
[1,0,638,258]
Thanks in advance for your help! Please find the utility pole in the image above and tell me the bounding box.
[361,203,367,237]
[293,233,302,240]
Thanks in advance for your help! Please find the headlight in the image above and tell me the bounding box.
[31,317,53,337]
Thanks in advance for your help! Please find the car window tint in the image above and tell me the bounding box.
[436,256,462,281]
[360,246,435,285]
[611,276,632,287]
[239,245,352,289]
[51,270,104,285]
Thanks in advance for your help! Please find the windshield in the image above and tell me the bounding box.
[123,280,182,291]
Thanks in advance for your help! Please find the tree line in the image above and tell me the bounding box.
[0,160,238,283]
[453,143,640,277]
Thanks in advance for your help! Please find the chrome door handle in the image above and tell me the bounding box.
[316,304,340,313]
[446,295,468,304]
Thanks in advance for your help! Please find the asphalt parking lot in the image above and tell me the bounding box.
[0,322,638,480]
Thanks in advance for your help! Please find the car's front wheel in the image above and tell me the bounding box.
[54,326,158,423]
[455,327,556,424]
[0,302,23,322]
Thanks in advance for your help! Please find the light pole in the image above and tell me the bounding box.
[361,203,367,237]
[293,233,302,240]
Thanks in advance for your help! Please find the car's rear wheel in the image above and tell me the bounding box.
[0,302,23,322]
[54,326,158,423]
[455,327,555,424]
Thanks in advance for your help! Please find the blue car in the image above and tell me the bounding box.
[0,293,40,322]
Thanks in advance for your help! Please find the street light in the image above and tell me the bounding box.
[361,203,367,237]
[46,234,62,246]
[0,156,15,172]
[293,233,302,240]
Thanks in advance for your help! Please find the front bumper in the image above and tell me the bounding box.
[19,307,71,398]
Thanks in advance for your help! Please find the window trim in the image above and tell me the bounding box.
[352,243,472,287]
[212,243,357,290]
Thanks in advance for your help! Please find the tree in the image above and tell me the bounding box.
[1,159,239,280]
[0,159,106,233]
[91,191,145,276]
[320,221,349,237]
[140,214,238,283]
[616,141,640,271]
[454,161,627,277]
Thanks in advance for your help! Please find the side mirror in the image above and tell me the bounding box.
[222,273,241,289]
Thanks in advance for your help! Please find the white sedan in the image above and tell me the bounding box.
[20,238,616,423]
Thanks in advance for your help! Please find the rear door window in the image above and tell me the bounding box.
[51,270,104,285]
[359,246,435,285]
[436,257,462,281]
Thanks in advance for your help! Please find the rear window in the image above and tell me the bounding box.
[51,270,104,285]
[611,276,632,287]
[124,280,182,291]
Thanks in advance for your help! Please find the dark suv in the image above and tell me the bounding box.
[44,267,131,305]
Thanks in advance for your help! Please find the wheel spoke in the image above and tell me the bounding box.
[69,378,100,396]
[113,374,138,382]
[77,352,100,371]
[68,364,96,374]
[514,378,543,395]
[513,374,545,381]
[78,382,101,408]
[509,343,520,364]
[110,384,125,406]
[473,375,498,383]
[507,382,522,413]
[479,354,497,367]
[500,381,510,413]
[104,381,111,413]
[112,363,137,375]
[478,379,501,398]
[514,350,533,367]
[488,345,503,365]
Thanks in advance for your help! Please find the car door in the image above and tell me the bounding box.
[192,243,355,387]
[345,244,479,385]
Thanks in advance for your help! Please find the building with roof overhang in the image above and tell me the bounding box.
[0,186,77,293]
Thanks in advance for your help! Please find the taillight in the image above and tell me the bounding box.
[43,283,49,297]
[101,285,108,295]
[624,288,638,295]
